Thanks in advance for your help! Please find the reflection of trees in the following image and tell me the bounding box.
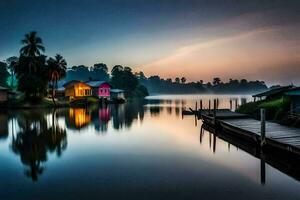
[11,109,67,181]
[0,111,9,140]
[111,99,145,130]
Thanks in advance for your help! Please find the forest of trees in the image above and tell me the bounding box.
[0,31,269,99]
[139,75,268,94]
[62,67,268,94]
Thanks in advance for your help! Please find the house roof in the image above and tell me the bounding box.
[85,80,111,87]
[110,89,124,93]
[57,87,65,91]
[285,87,300,96]
[63,80,81,87]
[252,86,294,98]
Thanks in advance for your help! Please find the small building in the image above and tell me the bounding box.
[63,80,92,100]
[252,85,294,101]
[85,81,111,99]
[110,89,125,100]
[0,86,9,103]
[285,87,300,114]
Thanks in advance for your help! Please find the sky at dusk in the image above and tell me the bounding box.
[0,0,300,85]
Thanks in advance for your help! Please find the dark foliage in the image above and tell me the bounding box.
[0,61,9,87]
[140,76,268,94]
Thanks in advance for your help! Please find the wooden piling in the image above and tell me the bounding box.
[235,99,238,110]
[261,109,266,146]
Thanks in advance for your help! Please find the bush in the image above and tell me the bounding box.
[237,97,291,120]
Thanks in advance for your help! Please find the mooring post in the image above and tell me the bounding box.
[261,109,266,146]
[230,99,232,110]
[235,99,238,110]
[195,101,198,112]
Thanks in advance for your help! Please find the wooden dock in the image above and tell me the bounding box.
[201,123,300,182]
[199,110,300,156]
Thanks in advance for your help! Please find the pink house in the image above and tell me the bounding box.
[86,81,111,99]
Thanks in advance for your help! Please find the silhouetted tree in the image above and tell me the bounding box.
[213,77,221,86]
[47,54,67,104]
[0,61,9,87]
[91,63,109,81]
[175,77,180,83]
[181,77,186,84]
[15,32,48,98]
[20,31,45,58]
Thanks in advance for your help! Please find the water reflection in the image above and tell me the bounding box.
[200,123,300,184]
[0,94,299,195]
[10,110,67,181]
[0,111,9,140]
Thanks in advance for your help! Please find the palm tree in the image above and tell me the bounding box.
[47,54,67,104]
[20,31,45,75]
[20,31,45,57]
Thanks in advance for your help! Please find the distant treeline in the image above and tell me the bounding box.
[139,75,268,94]
[63,65,268,94]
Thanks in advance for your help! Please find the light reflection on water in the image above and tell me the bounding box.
[0,95,300,200]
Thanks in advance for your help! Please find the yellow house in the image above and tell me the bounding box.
[63,80,92,100]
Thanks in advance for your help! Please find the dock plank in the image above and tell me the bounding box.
[221,118,300,150]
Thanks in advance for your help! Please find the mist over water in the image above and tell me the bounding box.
[0,95,299,200]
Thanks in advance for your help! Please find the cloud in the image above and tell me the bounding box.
[142,23,300,85]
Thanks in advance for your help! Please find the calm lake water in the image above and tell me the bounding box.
[0,94,300,200]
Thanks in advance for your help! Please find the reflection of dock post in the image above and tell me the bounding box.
[209,133,211,148]
[200,126,203,144]
[213,99,216,125]
[200,99,203,115]
[261,109,266,146]
[261,154,266,185]
[213,134,216,153]
[208,100,211,115]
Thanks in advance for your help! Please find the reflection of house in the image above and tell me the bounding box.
[252,86,294,101]
[63,80,92,100]
[85,81,111,99]
[285,87,300,114]
[0,86,9,103]
[99,107,110,122]
[68,108,91,128]
[110,89,125,100]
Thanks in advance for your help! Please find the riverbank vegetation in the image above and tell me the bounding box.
[237,97,291,122]
[0,31,149,107]
[65,67,268,95]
